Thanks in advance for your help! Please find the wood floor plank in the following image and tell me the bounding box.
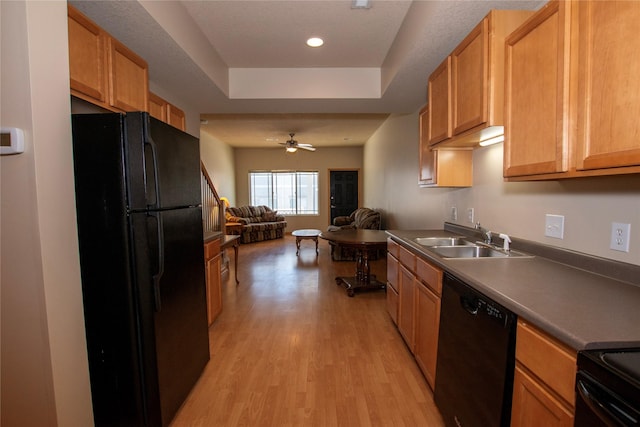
[171,235,444,426]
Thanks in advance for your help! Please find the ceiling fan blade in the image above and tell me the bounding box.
[299,146,316,151]
[297,143,313,147]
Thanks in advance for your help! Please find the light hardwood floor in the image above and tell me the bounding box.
[171,235,445,426]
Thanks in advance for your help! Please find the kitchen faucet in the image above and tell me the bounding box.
[475,222,492,244]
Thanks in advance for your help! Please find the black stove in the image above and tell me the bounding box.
[575,348,640,426]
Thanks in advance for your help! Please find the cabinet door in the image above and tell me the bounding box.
[428,57,452,145]
[575,1,640,171]
[397,264,416,351]
[419,105,436,185]
[414,281,440,390]
[148,92,168,122]
[452,17,488,135]
[386,253,399,324]
[167,104,186,132]
[108,37,149,112]
[504,1,571,177]
[511,365,574,427]
[206,253,222,326]
[205,240,222,326]
[386,283,399,326]
[68,6,108,103]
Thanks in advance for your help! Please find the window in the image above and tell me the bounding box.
[249,170,319,215]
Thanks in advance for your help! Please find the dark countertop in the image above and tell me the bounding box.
[204,230,223,243]
[386,229,640,352]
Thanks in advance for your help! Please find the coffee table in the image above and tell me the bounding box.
[319,229,388,297]
[292,229,321,256]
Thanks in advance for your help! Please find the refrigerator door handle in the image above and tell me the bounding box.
[144,124,162,210]
[150,211,165,312]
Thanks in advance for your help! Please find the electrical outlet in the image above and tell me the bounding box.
[545,214,564,239]
[610,222,631,252]
[467,208,474,223]
[451,207,458,221]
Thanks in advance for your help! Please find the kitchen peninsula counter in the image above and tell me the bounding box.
[386,227,640,352]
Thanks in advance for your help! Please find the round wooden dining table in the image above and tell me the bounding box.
[319,229,388,297]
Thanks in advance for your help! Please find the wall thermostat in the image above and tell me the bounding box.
[1,127,25,155]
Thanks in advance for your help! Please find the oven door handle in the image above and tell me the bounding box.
[577,378,639,426]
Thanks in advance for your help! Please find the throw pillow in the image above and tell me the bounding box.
[262,211,277,222]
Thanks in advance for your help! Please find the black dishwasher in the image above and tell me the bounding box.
[434,272,517,427]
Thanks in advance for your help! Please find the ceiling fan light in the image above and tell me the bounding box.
[286,146,298,153]
[306,37,324,48]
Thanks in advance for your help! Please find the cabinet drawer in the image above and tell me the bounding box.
[416,257,442,296]
[398,245,416,270]
[387,238,400,258]
[516,320,577,406]
[204,239,221,261]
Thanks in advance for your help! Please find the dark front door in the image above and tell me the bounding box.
[329,170,359,224]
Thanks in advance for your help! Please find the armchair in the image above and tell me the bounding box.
[327,207,382,260]
[327,207,381,232]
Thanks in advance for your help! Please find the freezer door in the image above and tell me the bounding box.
[125,112,202,211]
[132,207,209,427]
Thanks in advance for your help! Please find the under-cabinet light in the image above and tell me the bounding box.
[479,135,504,147]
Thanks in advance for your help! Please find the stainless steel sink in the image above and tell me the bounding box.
[414,237,475,247]
[428,245,530,259]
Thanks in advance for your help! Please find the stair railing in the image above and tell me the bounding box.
[200,161,224,234]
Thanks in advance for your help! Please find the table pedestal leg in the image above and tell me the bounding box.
[335,247,386,297]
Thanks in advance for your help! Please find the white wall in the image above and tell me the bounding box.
[364,110,640,266]
[1,1,94,426]
[200,129,236,204]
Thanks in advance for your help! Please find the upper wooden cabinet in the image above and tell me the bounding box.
[505,0,640,180]
[575,1,640,172]
[68,6,108,103]
[504,1,571,178]
[419,105,473,187]
[149,92,168,122]
[429,10,534,148]
[149,92,186,131]
[68,5,148,113]
[428,58,452,145]
[167,104,186,131]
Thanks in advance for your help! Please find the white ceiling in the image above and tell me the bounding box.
[69,0,543,148]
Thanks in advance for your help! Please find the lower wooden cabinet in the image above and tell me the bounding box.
[386,240,400,325]
[386,283,399,326]
[204,238,222,326]
[390,240,443,390]
[398,263,416,351]
[511,319,577,427]
[511,365,574,427]
[414,280,440,390]
[413,257,442,390]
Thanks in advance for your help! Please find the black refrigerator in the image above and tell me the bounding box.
[71,112,209,427]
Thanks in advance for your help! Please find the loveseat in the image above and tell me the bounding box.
[226,205,287,244]
[326,207,382,260]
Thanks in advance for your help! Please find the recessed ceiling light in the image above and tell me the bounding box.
[306,37,324,48]
[351,0,371,9]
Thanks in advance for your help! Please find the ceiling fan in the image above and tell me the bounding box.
[279,133,316,153]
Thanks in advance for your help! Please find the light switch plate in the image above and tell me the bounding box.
[451,207,458,221]
[467,208,474,223]
[545,214,564,239]
[610,222,631,252]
